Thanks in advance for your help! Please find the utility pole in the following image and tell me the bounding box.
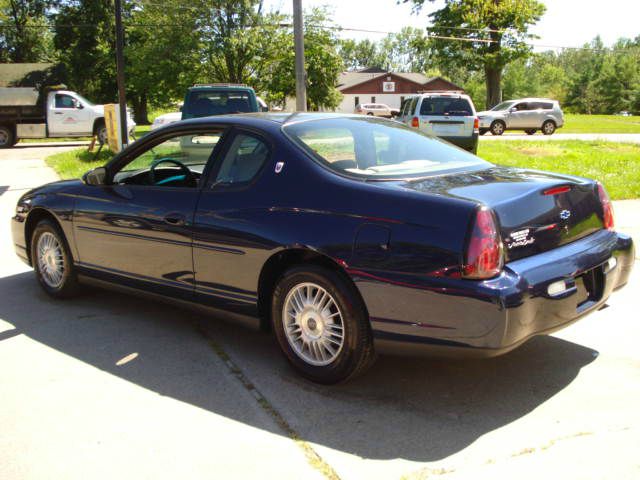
[114,0,128,147]
[293,0,307,111]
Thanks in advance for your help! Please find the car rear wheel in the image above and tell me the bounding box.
[525,129,537,135]
[542,120,556,135]
[31,219,81,298]
[0,125,15,148]
[490,120,505,136]
[272,265,375,384]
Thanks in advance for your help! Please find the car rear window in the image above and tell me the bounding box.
[283,117,489,180]
[183,90,253,117]
[419,97,473,116]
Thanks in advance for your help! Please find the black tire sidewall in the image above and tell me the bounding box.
[272,266,371,384]
[30,220,79,298]
[0,126,14,149]
[490,121,505,135]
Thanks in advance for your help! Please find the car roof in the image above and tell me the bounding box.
[508,98,557,102]
[158,112,370,129]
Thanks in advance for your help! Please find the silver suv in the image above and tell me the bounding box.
[398,93,478,153]
[477,98,564,136]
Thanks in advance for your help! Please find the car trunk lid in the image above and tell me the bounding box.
[400,167,606,261]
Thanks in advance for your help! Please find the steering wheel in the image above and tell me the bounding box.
[149,158,194,186]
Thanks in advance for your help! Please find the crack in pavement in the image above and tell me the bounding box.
[194,322,342,480]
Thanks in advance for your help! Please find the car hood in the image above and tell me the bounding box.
[476,110,504,117]
[21,179,83,199]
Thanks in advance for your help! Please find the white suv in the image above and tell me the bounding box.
[477,98,564,136]
[398,93,479,153]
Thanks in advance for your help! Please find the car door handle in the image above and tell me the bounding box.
[54,112,63,115]
[164,214,186,226]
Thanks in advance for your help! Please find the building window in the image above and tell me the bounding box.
[371,96,376,103]
[354,96,359,107]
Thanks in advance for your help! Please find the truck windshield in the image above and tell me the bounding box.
[74,93,94,107]
[284,116,489,180]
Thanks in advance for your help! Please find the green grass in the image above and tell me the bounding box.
[46,139,640,200]
[561,114,640,133]
[478,140,640,199]
[45,148,114,179]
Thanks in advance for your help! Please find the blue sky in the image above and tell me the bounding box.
[264,0,640,51]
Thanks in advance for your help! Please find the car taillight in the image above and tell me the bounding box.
[411,117,419,128]
[462,207,504,280]
[597,182,614,230]
[473,117,479,131]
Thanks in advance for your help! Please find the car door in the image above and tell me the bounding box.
[73,128,225,300]
[507,102,533,128]
[192,130,272,318]
[48,93,91,135]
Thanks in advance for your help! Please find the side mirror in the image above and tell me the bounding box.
[76,102,84,110]
[82,166,107,186]
[509,107,517,113]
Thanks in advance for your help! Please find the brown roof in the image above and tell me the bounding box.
[337,70,461,92]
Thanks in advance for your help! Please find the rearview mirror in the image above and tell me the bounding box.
[509,107,517,113]
[82,167,107,186]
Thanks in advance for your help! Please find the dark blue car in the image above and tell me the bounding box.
[11,113,634,383]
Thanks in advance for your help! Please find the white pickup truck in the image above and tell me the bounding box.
[0,87,135,148]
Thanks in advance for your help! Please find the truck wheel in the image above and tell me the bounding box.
[0,125,15,148]
[96,123,108,145]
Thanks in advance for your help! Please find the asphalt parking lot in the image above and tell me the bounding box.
[1,145,639,480]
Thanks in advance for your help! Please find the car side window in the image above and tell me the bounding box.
[113,131,222,188]
[514,102,529,111]
[213,133,269,185]
[55,94,76,109]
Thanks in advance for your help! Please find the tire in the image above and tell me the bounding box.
[30,219,81,298]
[96,122,107,145]
[479,128,488,136]
[366,112,374,116]
[490,120,505,136]
[272,265,376,384]
[524,129,537,135]
[0,125,15,148]
[542,120,556,135]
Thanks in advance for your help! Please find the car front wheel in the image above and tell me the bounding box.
[542,120,556,135]
[490,120,505,136]
[31,219,81,298]
[272,265,375,384]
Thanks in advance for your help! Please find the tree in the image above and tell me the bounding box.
[265,8,343,110]
[402,0,545,108]
[124,1,202,123]
[0,0,56,62]
[52,0,116,104]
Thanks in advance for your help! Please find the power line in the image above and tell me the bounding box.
[0,21,620,52]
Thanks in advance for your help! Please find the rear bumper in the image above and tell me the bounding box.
[353,230,634,357]
[440,134,479,153]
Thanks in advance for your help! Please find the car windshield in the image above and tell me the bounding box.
[283,117,490,180]
[491,101,515,111]
[183,90,253,117]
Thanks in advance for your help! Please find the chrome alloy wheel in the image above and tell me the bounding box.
[37,232,64,288]
[282,282,345,366]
